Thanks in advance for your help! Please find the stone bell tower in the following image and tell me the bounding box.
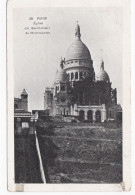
[20,89,28,111]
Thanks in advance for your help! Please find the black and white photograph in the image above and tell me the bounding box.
[7,0,131,192]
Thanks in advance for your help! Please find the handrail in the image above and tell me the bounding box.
[35,131,46,183]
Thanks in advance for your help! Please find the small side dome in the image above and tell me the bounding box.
[55,58,68,83]
[97,61,110,82]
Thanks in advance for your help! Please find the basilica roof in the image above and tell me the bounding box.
[55,59,68,83]
[65,23,91,62]
[97,61,110,82]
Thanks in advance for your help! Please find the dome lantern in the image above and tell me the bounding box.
[75,21,81,40]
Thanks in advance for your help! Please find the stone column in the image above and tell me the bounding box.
[101,110,106,122]
[92,110,96,123]
[101,104,106,122]
[73,72,75,81]
[78,71,80,81]
[70,105,73,115]
[84,111,87,120]
[74,104,78,116]
[69,73,71,81]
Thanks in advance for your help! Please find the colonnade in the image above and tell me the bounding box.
[67,71,90,81]
[78,109,106,122]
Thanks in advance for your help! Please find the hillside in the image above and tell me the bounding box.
[36,119,122,183]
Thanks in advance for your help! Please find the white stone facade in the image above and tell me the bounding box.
[71,104,107,122]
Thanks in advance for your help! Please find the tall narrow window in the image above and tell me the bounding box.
[71,72,74,80]
[75,72,78,79]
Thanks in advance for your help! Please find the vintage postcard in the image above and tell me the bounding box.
[7,0,131,192]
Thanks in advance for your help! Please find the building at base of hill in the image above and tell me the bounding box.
[44,23,122,122]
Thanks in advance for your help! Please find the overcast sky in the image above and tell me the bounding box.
[14,7,123,111]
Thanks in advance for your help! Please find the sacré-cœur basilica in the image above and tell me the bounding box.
[44,22,122,122]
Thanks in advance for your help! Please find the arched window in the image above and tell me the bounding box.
[96,110,101,122]
[79,110,84,121]
[87,110,93,122]
[71,72,74,80]
[75,72,78,79]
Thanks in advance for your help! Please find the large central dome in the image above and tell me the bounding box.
[65,23,91,62]
[65,39,91,61]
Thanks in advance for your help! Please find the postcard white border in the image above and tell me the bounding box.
[7,0,131,191]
